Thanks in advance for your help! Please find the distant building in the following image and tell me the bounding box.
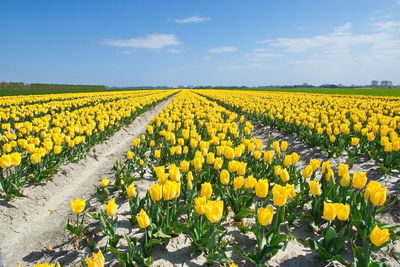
[371,80,379,87]
[380,80,392,87]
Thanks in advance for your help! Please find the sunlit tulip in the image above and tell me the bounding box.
[309,180,321,196]
[335,203,350,221]
[263,151,274,163]
[220,169,230,185]
[323,202,336,221]
[302,165,313,179]
[180,160,189,173]
[258,205,274,226]
[100,178,110,187]
[370,225,389,247]
[150,183,162,201]
[201,182,213,199]
[272,184,289,206]
[86,250,105,267]
[244,175,257,189]
[70,198,86,214]
[233,176,244,190]
[255,179,269,198]
[136,209,150,228]
[279,168,290,182]
[205,200,224,223]
[105,199,117,217]
[195,196,208,215]
[213,157,223,170]
[126,151,134,160]
[352,172,367,189]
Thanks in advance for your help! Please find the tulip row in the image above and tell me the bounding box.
[63,90,397,267]
[0,90,177,200]
[198,90,400,172]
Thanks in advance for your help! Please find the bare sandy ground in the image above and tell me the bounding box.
[0,96,174,267]
[1,97,399,267]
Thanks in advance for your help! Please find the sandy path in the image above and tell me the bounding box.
[0,96,175,267]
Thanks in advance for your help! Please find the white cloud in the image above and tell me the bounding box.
[265,23,390,54]
[208,46,238,53]
[374,20,400,31]
[247,48,286,62]
[175,16,210,24]
[333,22,352,33]
[101,34,181,49]
[166,48,182,54]
[121,50,132,54]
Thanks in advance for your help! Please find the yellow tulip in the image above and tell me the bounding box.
[213,157,223,170]
[126,151,134,160]
[340,172,351,187]
[53,145,62,155]
[163,180,180,200]
[228,160,238,173]
[0,155,12,169]
[274,165,281,176]
[280,141,288,152]
[132,138,140,147]
[169,164,181,182]
[253,150,262,160]
[323,202,336,221]
[180,160,190,173]
[309,180,321,196]
[283,155,292,167]
[351,137,360,146]
[263,151,274,163]
[258,205,274,226]
[233,176,244,190]
[10,152,21,167]
[370,225,389,247]
[352,172,367,189]
[201,182,213,199]
[272,184,289,206]
[194,196,207,215]
[255,179,269,198]
[100,178,110,187]
[105,199,117,217]
[244,175,257,189]
[136,209,150,228]
[302,165,313,179]
[150,183,162,201]
[220,169,230,185]
[30,153,42,164]
[310,159,321,171]
[206,152,215,164]
[338,163,349,177]
[86,250,105,267]
[205,200,224,223]
[154,149,161,158]
[335,203,350,221]
[70,198,86,214]
[279,168,290,182]
[193,157,203,171]
[290,152,300,164]
[365,181,387,206]
[126,184,137,197]
[285,184,296,199]
[237,162,246,175]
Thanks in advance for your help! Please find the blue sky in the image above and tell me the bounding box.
[1,0,400,87]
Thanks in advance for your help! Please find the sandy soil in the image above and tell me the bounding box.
[0,96,174,267]
[1,97,399,267]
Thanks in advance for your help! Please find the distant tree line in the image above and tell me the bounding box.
[0,82,106,91]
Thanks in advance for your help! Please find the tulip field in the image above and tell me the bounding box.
[0,89,399,267]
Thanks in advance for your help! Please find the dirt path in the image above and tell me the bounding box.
[0,96,175,267]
